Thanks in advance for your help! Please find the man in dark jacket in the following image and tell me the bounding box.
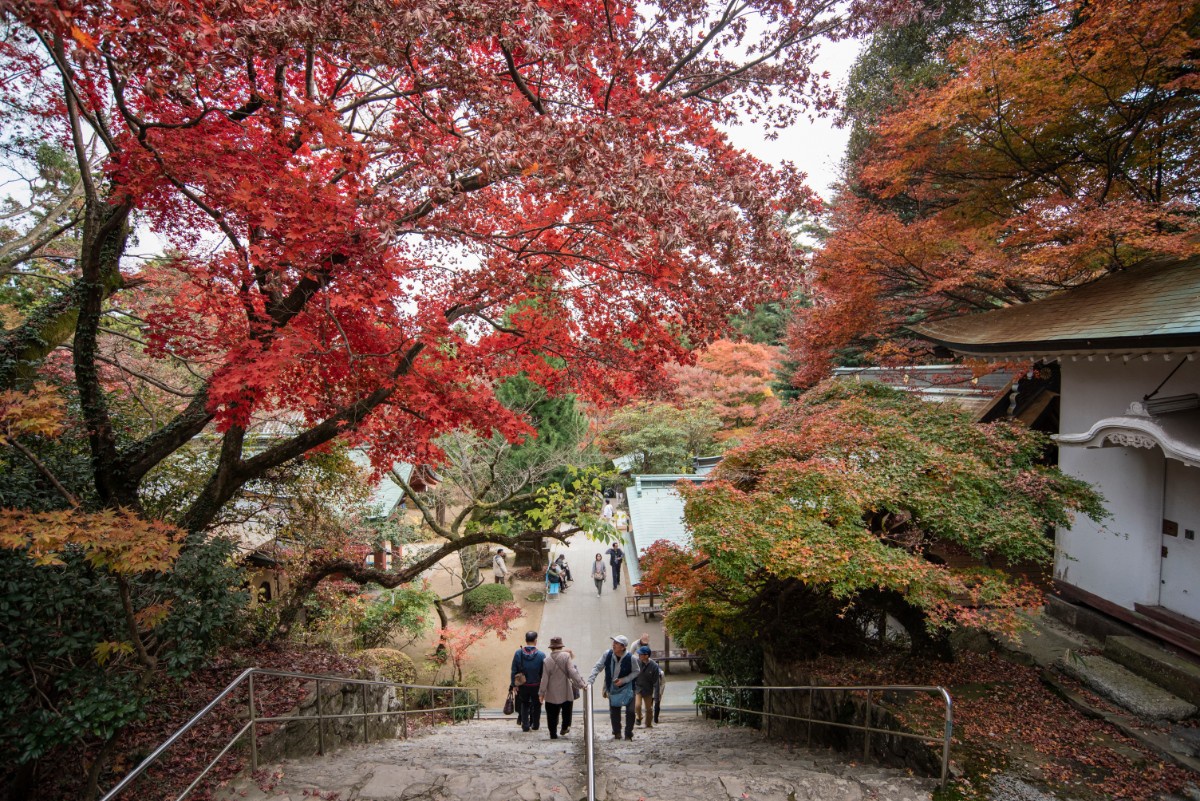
[511,631,547,731]
[587,634,641,740]
[606,543,625,589]
[633,645,662,728]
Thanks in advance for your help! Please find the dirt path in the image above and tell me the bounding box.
[396,546,543,708]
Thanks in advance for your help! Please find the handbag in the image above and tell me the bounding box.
[513,672,526,686]
[503,689,515,715]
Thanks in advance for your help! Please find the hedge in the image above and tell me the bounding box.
[463,583,514,616]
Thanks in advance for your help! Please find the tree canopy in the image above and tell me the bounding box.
[791,0,1200,384]
[599,400,721,474]
[661,382,1104,659]
[0,0,893,535]
[667,339,781,429]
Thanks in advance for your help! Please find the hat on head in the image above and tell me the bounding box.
[637,645,652,655]
[611,635,629,647]
[525,631,538,643]
[549,636,564,649]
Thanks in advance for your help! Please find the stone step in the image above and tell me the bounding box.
[1104,635,1200,708]
[218,714,936,801]
[1056,651,1198,721]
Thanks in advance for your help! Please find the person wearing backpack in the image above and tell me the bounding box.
[587,634,641,740]
[510,631,546,732]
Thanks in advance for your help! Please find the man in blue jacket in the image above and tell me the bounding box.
[587,634,641,740]
[511,631,547,731]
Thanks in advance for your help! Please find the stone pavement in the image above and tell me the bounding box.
[596,716,934,801]
[216,530,935,801]
[218,715,935,801]
[539,531,698,713]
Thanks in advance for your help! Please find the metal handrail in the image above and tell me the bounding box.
[583,680,596,801]
[696,684,953,790]
[99,668,481,801]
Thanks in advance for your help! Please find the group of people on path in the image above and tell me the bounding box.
[509,631,663,741]
[495,542,623,598]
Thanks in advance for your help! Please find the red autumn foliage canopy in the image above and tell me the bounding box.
[1,0,908,535]
[790,0,1200,386]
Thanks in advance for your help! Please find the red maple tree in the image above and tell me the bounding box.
[1,0,909,546]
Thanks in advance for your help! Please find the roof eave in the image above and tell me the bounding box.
[919,332,1200,358]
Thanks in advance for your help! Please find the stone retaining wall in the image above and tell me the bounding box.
[758,652,944,777]
[256,675,456,763]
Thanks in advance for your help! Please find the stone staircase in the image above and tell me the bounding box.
[1031,599,1200,774]
[218,713,936,801]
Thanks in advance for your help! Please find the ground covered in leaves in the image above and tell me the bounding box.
[803,650,1195,800]
[42,645,362,801]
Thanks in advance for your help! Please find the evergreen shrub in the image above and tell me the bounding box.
[462,584,513,616]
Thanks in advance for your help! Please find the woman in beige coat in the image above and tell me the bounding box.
[538,636,586,739]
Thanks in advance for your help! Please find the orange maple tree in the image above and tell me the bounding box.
[667,339,781,428]
[791,0,1200,385]
[664,381,1105,659]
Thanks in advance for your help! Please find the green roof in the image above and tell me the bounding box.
[625,474,707,583]
[913,257,1200,356]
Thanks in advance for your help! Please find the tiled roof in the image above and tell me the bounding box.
[913,257,1200,355]
[833,365,1016,419]
[625,474,707,582]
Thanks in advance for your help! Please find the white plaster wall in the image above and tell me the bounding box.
[1054,358,1200,610]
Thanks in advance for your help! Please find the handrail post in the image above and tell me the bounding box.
[584,682,596,801]
[862,689,871,760]
[316,679,325,755]
[248,672,258,772]
[764,688,771,738]
[402,686,408,738]
[941,688,954,791]
[362,683,369,743]
[807,688,813,746]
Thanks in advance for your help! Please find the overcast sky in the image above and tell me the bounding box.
[724,37,861,202]
[103,37,863,264]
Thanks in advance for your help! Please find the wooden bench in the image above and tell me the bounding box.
[650,649,702,673]
[625,592,665,621]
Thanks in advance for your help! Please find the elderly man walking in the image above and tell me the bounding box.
[492,548,510,584]
[633,645,662,728]
[587,635,640,740]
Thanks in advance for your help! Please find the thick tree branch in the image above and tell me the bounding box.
[8,438,81,508]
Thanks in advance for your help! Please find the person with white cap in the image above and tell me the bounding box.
[587,634,641,740]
